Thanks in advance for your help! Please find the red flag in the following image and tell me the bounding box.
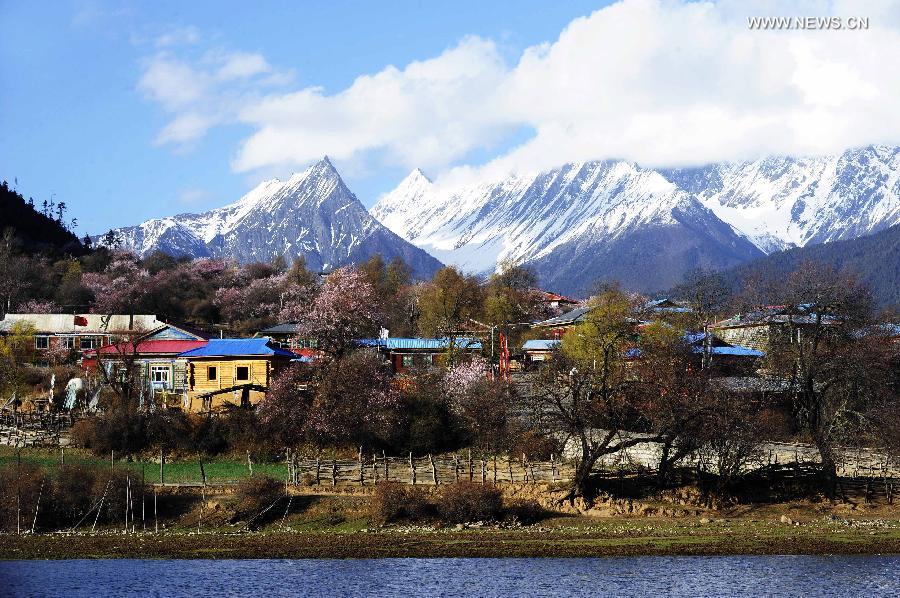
[74,315,88,327]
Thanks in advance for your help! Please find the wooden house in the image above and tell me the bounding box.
[356,337,483,375]
[178,338,297,412]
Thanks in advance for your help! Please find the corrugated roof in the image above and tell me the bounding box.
[259,322,301,335]
[356,337,482,350]
[0,313,164,334]
[522,339,560,351]
[178,338,296,358]
[534,306,592,327]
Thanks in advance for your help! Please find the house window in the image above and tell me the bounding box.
[80,337,101,350]
[35,336,50,350]
[61,336,75,349]
[150,365,170,388]
[207,366,217,381]
[235,366,250,382]
[401,354,414,368]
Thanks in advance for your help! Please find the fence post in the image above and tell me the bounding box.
[159,449,165,486]
[493,456,497,485]
[550,454,556,482]
[454,454,460,482]
[315,458,321,485]
[383,450,388,481]
[468,449,473,482]
[373,453,378,484]
[507,457,513,482]
[285,448,292,485]
[430,454,438,485]
[481,459,486,484]
[331,458,337,487]
[247,450,253,477]
[358,447,364,486]
[409,452,417,485]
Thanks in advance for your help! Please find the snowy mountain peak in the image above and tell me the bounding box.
[369,146,900,294]
[98,160,442,278]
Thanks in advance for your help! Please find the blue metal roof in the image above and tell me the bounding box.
[178,338,296,358]
[703,346,764,357]
[356,337,482,350]
[522,339,560,351]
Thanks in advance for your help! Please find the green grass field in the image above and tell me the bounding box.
[0,446,287,484]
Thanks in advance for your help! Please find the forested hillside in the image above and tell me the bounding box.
[692,224,900,309]
[0,180,84,253]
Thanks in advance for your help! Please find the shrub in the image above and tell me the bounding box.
[70,418,97,448]
[78,410,147,456]
[231,475,284,527]
[503,498,546,525]
[190,415,229,456]
[50,464,97,527]
[0,462,48,532]
[145,410,192,452]
[435,482,503,524]
[369,482,429,526]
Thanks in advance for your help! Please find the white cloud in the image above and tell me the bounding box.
[140,0,900,181]
[137,46,292,147]
[232,36,513,172]
[154,25,201,48]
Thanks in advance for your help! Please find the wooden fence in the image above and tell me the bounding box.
[285,450,574,486]
[0,412,76,448]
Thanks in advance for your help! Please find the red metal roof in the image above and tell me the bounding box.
[98,340,207,355]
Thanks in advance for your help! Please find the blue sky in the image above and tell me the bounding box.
[0,0,608,235]
[3,1,899,237]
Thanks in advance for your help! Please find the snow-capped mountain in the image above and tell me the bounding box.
[372,146,900,294]
[660,145,900,253]
[100,157,442,278]
[372,161,763,293]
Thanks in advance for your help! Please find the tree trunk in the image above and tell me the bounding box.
[656,439,673,489]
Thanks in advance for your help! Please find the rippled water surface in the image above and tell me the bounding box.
[1,556,898,597]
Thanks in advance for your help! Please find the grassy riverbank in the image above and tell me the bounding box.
[4,515,900,559]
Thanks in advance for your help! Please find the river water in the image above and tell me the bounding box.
[1,556,897,597]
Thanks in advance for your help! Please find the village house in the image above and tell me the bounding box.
[534,290,580,317]
[521,339,560,368]
[94,323,210,410]
[356,337,483,375]
[178,338,296,412]
[643,298,693,314]
[0,313,166,367]
[713,307,840,354]
[255,322,320,361]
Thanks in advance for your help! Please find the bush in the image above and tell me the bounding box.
[435,482,503,524]
[76,410,147,456]
[231,475,284,527]
[0,462,48,532]
[369,482,429,526]
[50,464,97,527]
[503,498,546,525]
[190,415,229,456]
[145,410,192,452]
[69,418,97,448]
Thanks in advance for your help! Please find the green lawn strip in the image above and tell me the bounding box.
[0,446,286,484]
